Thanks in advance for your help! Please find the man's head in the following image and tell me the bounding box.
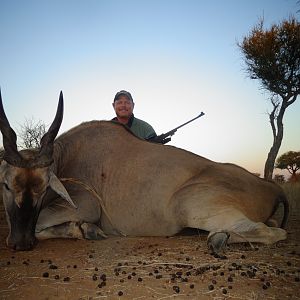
[112,90,135,123]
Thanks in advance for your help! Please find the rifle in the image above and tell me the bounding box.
[148,112,205,144]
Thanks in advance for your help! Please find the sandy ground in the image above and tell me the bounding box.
[0,201,299,300]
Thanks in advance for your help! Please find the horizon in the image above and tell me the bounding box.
[0,0,299,177]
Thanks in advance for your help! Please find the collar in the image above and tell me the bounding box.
[112,114,134,128]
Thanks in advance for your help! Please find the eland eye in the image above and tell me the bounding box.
[3,183,10,191]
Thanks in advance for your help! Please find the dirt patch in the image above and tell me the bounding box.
[0,204,299,299]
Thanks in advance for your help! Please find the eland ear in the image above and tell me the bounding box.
[49,172,77,209]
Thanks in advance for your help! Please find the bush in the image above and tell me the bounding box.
[282,181,300,212]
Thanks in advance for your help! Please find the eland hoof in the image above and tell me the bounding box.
[207,231,230,256]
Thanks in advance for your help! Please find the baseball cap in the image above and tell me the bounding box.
[113,90,134,102]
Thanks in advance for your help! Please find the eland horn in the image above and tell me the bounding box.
[37,91,64,166]
[0,89,23,166]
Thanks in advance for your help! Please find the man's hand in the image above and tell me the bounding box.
[147,135,171,144]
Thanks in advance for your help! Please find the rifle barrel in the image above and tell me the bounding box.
[173,112,205,131]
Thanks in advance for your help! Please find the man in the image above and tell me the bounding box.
[112,90,157,140]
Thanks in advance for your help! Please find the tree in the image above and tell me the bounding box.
[275,151,300,180]
[17,118,46,149]
[273,174,285,184]
[239,17,300,179]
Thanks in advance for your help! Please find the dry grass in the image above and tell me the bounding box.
[282,181,300,212]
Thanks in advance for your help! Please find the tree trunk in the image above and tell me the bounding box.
[264,138,283,179]
[264,103,285,180]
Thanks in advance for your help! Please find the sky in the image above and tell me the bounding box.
[0,0,299,177]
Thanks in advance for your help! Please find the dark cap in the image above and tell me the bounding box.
[113,90,134,102]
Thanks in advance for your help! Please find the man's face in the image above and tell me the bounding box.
[113,95,134,119]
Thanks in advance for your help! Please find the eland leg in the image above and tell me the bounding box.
[171,184,287,254]
[36,221,107,240]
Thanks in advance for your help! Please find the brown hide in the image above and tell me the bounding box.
[46,121,286,236]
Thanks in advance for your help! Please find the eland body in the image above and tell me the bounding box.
[0,92,289,252]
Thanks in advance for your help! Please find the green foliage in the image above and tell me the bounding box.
[239,17,300,180]
[275,151,300,175]
[240,17,300,98]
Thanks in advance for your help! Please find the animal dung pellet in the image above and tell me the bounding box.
[208,284,214,291]
[172,286,180,293]
[100,274,106,281]
[263,284,268,290]
[92,274,97,281]
[49,264,58,269]
[118,291,123,296]
[42,272,49,278]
